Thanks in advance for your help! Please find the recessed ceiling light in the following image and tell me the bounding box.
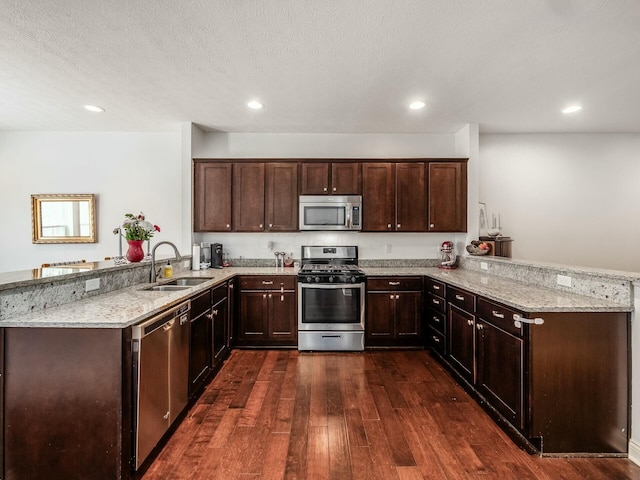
[562,105,582,114]
[409,101,426,110]
[247,100,264,110]
[84,104,105,113]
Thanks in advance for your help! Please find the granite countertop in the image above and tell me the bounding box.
[1,267,298,329]
[1,265,631,329]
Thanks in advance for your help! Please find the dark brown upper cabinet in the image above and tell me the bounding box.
[362,162,427,232]
[194,161,232,231]
[265,163,298,231]
[233,163,265,232]
[428,161,467,232]
[232,162,299,232]
[301,162,361,195]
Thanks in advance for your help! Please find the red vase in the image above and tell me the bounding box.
[126,240,145,263]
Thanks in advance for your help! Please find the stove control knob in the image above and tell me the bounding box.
[306,276,313,283]
[329,276,335,283]
[314,276,320,283]
[351,276,358,283]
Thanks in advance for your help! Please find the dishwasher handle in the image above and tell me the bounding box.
[133,300,191,339]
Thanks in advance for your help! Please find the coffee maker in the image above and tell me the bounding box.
[211,243,223,269]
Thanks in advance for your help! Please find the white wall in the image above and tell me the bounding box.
[193,129,478,260]
[0,131,183,273]
[479,133,640,273]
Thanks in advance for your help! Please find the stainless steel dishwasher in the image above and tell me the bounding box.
[132,300,190,470]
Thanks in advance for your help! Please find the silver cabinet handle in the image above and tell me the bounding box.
[323,187,328,192]
[280,295,284,302]
[263,294,267,299]
[268,293,272,298]
[206,313,213,320]
[226,224,230,228]
[455,295,465,301]
[430,223,435,228]
[395,294,400,299]
[389,281,400,286]
[387,224,392,229]
[492,310,504,319]
[433,285,441,290]
[259,223,263,229]
[432,298,440,305]
[390,294,395,299]
[513,313,544,327]
[262,281,274,285]
[163,411,170,420]
[269,223,273,227]
[433,316,440,323]
[476,324,484,330]
[432,336,440,343]
[212,309,218,315]
[333,187,337,192]
[467,319,473,326]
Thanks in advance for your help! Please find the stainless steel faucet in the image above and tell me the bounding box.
[150,241,182,283]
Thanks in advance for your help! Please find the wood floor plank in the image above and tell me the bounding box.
[143,350,640,480]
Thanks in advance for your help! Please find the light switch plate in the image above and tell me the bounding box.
[85,278,100,292]
[480,262,488,270]
[557,274,572,287]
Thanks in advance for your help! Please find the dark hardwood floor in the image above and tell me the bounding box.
[143,350,640,479]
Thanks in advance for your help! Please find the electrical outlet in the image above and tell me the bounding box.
[85,278,100,292]
[384,243,391,253]
[480,262,488,271]
[557,274,572,287]
[183,260,190,268]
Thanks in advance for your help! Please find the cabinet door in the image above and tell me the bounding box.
[331,162,361,194]
[447,305,475,382]
[212,298,228,366]
[233,163,265,231]
[476,321,525,429]
[365,292,394,345]
[396,162,427,231]
[428,161,467,232]
[394,291,422,339]
[362,163,395,231]
[301,162,330,194]
[237,291,268,344]
[265,162,298,231]
[194,162,232,231]
[189,311,211,397]
[268,291,297,344]
[227,279,236,348]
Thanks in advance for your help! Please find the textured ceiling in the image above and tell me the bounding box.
[1,0,640,133]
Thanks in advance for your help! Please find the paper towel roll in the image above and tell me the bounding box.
[192,244,201,270]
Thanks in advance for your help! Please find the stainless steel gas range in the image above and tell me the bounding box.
[297,246,365,351]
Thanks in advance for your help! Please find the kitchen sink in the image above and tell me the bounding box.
[141,285,192,292]
[163,277,211,286]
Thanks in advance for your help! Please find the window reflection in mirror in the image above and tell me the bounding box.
[31,194,97,243]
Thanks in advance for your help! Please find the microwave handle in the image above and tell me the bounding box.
[346,204,352,229]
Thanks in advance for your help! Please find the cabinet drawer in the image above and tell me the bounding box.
[477,297,524,337]
[212,282,227,305]
[191,289,211,317]
[427,292,446,314]
[427,327,445,356]
[239,275,296,291]
[427,310,446,335]
[447,287,476,313]
[425,278,446,296]
[367,276,422,291]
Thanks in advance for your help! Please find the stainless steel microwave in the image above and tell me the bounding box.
[299,195,362,231]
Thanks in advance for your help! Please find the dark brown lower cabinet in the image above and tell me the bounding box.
[476,320,524,430]
[439,282,629,455]
[2,327,132,480]
[235,276,297,347]
[189,289,212,397]
[366,277,423,347]
[212,283,229,368]
[447,304,475,381]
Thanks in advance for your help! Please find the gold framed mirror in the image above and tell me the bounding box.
[31,194,97,244]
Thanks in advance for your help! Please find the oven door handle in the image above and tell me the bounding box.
[299,282,363,290]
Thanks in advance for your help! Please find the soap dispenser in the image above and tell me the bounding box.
[163,261,173,278]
